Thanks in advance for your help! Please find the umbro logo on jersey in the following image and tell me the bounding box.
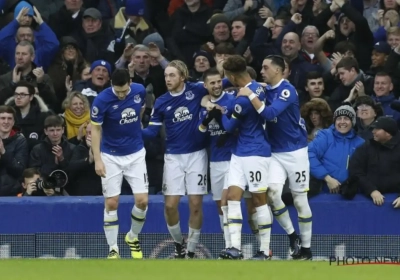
[112,105,118,110]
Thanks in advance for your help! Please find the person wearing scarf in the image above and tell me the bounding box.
[61,91,90,145]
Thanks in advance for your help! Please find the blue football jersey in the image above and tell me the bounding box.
[90,83,146,156]
[259,79,308,152]
[142,82,208,154]
[222,80,271,157]
[199,92,236,162]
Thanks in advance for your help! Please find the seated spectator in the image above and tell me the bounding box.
[354,95,383,140]
[29,115,75,178]
[349,116,400,206]
[60,91,90,144]
[0,41,57,109]
[18,167,56,196]
[48,36,88,113]
[308,105,364,194]
[0,2,59,71]
[5,81,52,151]
[68,123,102,195]
[73,60,111,105]
[0,105,28,196]
[300,98,332,142]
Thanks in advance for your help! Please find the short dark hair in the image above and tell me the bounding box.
[15,80,35,95]
[246,66,257,80]
[44,115,64,129]
[203,67,222,81]
[265,55,285,72]
[214,42,236,56]
[306,71,323,82]
[0,105,16,120]
[23,168,41,180]
[111,69,130,86]
[375,71,391,81]
[333,41,356,55]
[336,57,359,73]
[223,55,247,74]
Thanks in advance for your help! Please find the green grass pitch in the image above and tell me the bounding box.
[0,260,398,280]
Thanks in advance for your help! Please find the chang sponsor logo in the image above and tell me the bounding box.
[120,108,138,125]
[173,107,192,123]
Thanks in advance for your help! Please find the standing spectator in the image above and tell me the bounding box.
[5,81,52,151]
[0,4,59,71]
[47,0,85,39]
[172,0,212,65]
[308,105,364,194]
[0,105,28,196]
[349,116,400,206]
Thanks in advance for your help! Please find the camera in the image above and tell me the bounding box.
[35,170,68,190]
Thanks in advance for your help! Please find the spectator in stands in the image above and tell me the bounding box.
[208,13,231,44]
[300,98,332,142]
[0,41,57,109]
[230,15,257,57]
[223,0,274,27]
[373,72,400,126]
[112,0,154,59]
[73,60,111,105]
[190,50,214,81]
[60,91,90,145]
[68,123,102,195]
[302,71,326,105]
[354,96,384,140]
[142,33,173,66]
[48,36,87,113]
[0,4,59,71]
[386,26,400,48]
[329,57,373,111]
[48,0,84,40]
[374,9,399,43]
[172,0,212,65]
[4,81,52,151]
[18,167,55,196]
[349,116,400,206]
[71,8,115,63]
[29,115,75,178]
[308,105,364,194]
[0,105,28,196]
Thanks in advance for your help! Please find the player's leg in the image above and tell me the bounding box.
[225,155,246,259]
[101,153,124,259]
[267,155,300,257]
[163,154,186,258]
[210,161,231,258]
[244,193,260,244]
[185,149,208,258]
[122,148,149,259]
[244,156,272,260]
[287,148,313,260]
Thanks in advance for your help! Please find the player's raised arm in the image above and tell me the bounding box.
[237,86,293,121]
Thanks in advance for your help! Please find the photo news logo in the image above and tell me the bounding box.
[329,256,400,266]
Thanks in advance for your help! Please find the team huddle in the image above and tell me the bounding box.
[90,55,313,260]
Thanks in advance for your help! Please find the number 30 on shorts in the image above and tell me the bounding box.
[295,171,306,183]
[249,171,262,183]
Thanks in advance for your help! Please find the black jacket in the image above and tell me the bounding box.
[349,133,400,196]
[5,95,53,151]
[68,139,102,196]
[0,131,28,196]
[29,136,75,178]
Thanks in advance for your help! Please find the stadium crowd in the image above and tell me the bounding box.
[0,0,399,209]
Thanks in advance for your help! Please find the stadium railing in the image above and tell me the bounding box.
[0,194,399,259]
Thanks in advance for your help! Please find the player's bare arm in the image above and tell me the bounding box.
[91,123,106,178]
[237,87,264,110]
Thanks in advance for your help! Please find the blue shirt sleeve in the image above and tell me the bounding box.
[221,97,248,133]
[90,97,105,125]
[258,86,296,121]
[308,130,330,180]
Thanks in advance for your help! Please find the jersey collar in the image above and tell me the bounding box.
[169,84,186,97]
[211,92,225,103]
[270,79,284,89]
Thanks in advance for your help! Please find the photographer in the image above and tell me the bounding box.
[18,168,55,196]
